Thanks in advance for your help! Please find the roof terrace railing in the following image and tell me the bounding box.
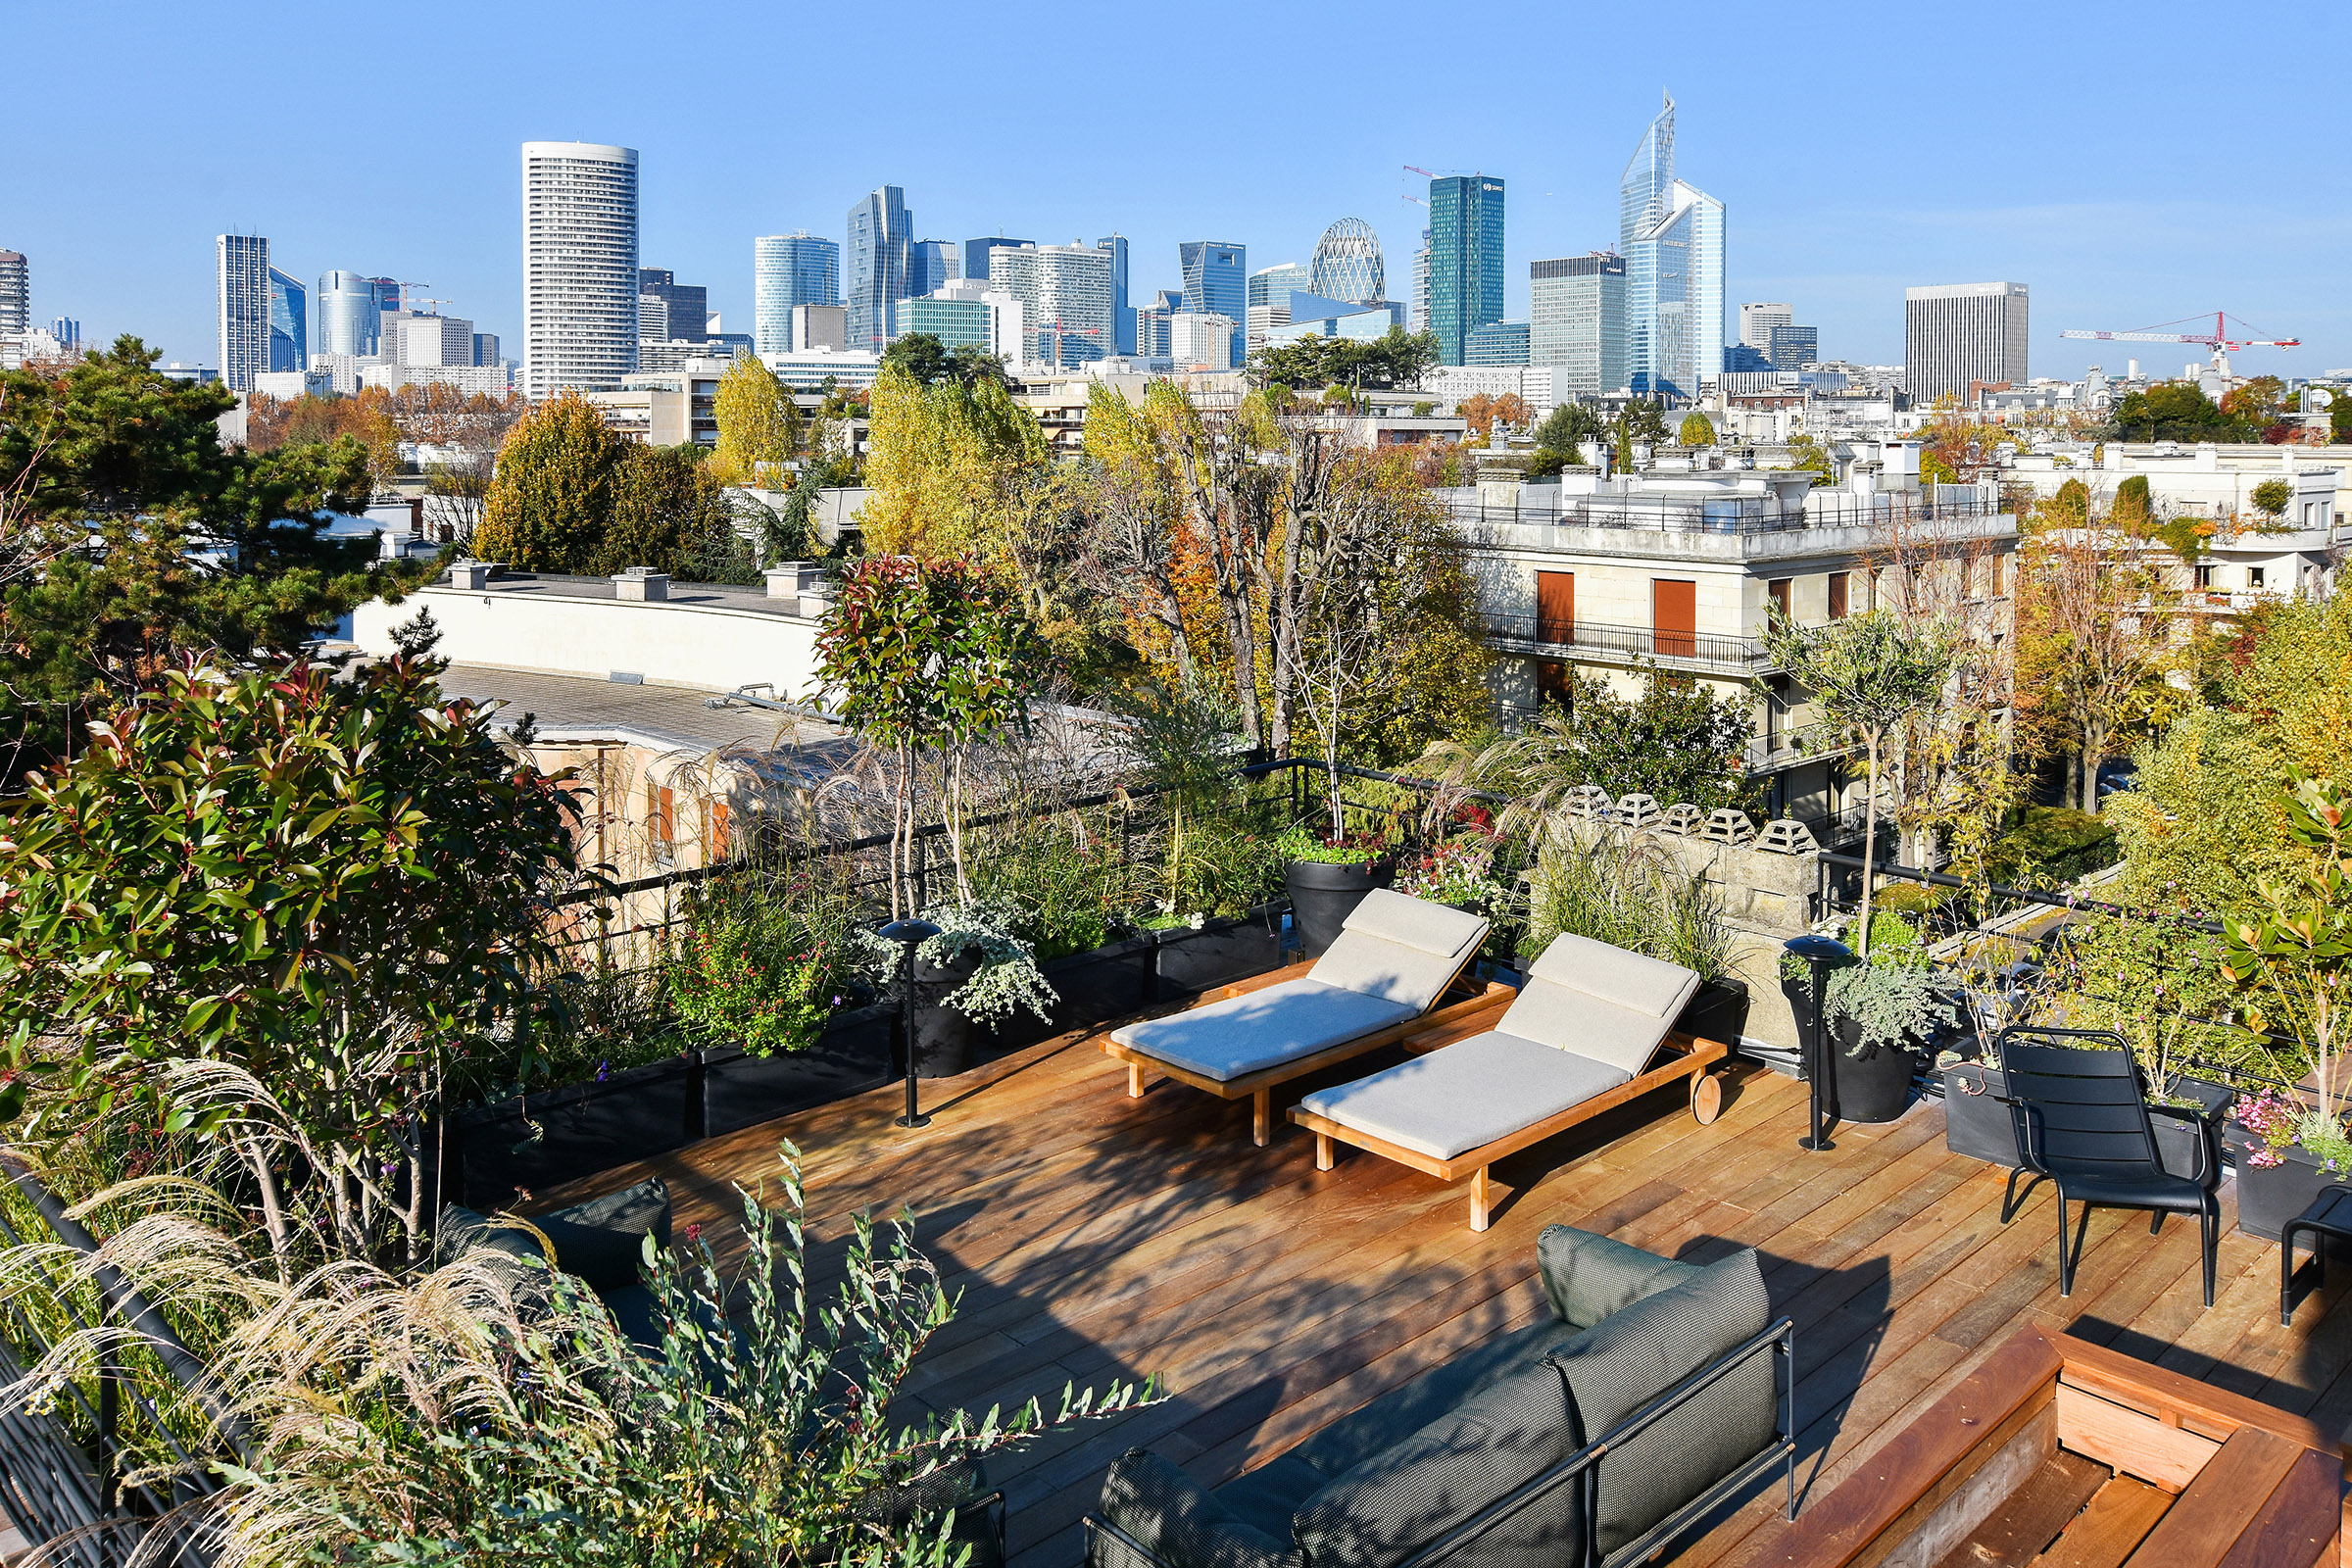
[1446,485,2002,540]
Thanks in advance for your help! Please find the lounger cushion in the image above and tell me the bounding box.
[1500,978,1681,1077]
[1109,979,1418,1083]
[1306,892,1490,1011]
[1338,887,1491,959]
[1298,1032,1632,1161]
[1530,933,1698,1019]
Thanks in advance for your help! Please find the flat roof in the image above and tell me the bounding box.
[438,571,812,621]
[432,662,847,759]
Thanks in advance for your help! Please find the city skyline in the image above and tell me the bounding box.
[7,0,2343,379]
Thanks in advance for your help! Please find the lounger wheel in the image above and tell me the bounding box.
[1691,1071,1723,1125]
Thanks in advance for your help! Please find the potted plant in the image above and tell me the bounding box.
[1396,837,1510,915]
[884,903,1057,1077]
[1789,920,1957,1123]
[1277,823,1396,957]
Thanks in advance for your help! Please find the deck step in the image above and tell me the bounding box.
[2026,1473,2173,1568]
[1933,1447,2108,1568]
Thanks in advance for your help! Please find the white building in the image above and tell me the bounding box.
[360,363,513,396]
[522,141,640,397]
[989,242,1115,368]
[1168,312,1237,371]
[253,368,333,400]
[399,315,476,368]
[1904,282,2028,406]
[757,348,882,391]
[790,304,849,354]
[1739,302,1791,355]
[216,233,270,393]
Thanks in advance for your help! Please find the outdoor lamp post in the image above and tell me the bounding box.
[1786,933,1853,1152]
[883,918,942,1130]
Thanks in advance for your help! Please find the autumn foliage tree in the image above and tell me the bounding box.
[472,393,738,579]
[858,363,1051,560]
[710,356,801,485]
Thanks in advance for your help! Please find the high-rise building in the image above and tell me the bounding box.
[790,304,850,353]
[0,251,27,334]
[1135,289,1183,358]
[1308,219,1385,307]
[846,185,913,352]
[637,268,708,347]
[1530,253,1626,395]
[1619,95,1724,399]
[1095,235,1132,354]
[1179,240,1246,368]
[49,318,79,354]
[1768,323,1818,371]
[316,270,387,358]
[1247,262,1310,355]
[267,267,307,373]
[1411,229,1430,337]
[400,315,476,368]
[471,332,499,368]
[900,281,1022,361]
[990,243,1115,368]
[1428,175,1505,366]
[216,234,270,393]
[964,236,1028,282]
[521,141,640,397]
[1739,302,1791,354]
[753,232,840,355]
[1905,282,2029,404]
[910,239,959,298]
[1169,313,1237,371]
[1465,320,1530,368]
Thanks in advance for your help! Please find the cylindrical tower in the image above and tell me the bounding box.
[521,141,639,397]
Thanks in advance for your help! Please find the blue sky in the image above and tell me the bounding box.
[13,0,2347,380]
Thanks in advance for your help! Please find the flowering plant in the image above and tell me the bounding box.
[669,920,837,1056]
[2234,1086,2352,1173]
[1397,838,1510,909]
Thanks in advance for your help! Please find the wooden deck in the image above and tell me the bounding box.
[547,992,2352,1568]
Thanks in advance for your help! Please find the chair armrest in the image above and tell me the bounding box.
[1089,1450,1297,1568]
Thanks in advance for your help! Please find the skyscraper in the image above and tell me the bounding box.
[217,234,270,393]
[1739,302,1791,355]
[1095,235,1132,354]
[846,185,913,352]
[0,251,26,335]
[1768,324,1818,371]
[637,267,708,346]
[964,236,1028,282]
[1905,282,2029,404]
[1465,321,1531,368]
[1179,240,1246,367]
[1428,175,1505,366]
[1135,289,1183,358]
[990,243,1114,368]
[753,233,841,356]
[267,267,307,373]
[1308,219,1385,307]
[521,141,640,397]
[1530,253,1626,396]
[1619,96,1724,399]
[317,270,385,358]
[910,240,959,299]
[1411,229,1430,337]
[1248,262,1310,355]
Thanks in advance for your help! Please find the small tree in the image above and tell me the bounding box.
[1678,411,1717,447]
[710,356,801,486]
[2251,478,2293,523]
[2221,774,2352,1134]
[472,391,626,572]
[1765,611,1960,953]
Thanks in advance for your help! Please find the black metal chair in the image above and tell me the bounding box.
[1996,1028,2221,1307]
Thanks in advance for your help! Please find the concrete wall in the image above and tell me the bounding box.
[351,582,821,697]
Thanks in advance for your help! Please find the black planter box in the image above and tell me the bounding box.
[988,935,1160,1050]
[1677,978,1749,1048]
[702,1003,896,1139]
[1943,1064,2233,1185]
[2225,1120,2350,1243]
[1153,906,1286,1000]
[453,1054,697,1209]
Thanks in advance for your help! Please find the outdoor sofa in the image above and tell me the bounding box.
[1102,889,1503,1145]
[1289,934,1728,1230]
[1086,1224,1794,1568]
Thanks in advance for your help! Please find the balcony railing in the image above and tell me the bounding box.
[1480,612,1772,674]
[1446,486,2001,540]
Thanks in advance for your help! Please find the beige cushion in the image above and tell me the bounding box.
[1299,1031,1633,1160]
[1501,977,1681,1076]
[1109,978,1418,1082]
[1338,888,1490,959]
[1304,891,1489,1011]
[1529,933,1697,1018]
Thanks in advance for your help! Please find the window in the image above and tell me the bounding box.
[2247,566,2267,590]
[1652,579,1696,658]
[2193,564,2216,591]
[1828,571,1848,619]
[647,781,675,864]
[1989,555,2006,598]
[1768,578,1791,622]
[707,798,732,864]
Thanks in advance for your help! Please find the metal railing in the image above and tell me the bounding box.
[1445,485,2001,539]
[1479,612,1772,673]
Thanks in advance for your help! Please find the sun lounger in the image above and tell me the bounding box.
[1103,889,1500,1145]
[1289,933,1730,1230]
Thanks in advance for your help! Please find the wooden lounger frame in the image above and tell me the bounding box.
[1288,1032,1732,1231]
[1102,957,1510,1147]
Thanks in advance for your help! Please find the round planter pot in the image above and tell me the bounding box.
[907,949,984,1078]
[1832,1015,1921,1123]
[1285,858,1396,958]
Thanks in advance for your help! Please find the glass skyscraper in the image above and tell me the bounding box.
[1530,253,1627,396]
[909,240,959,299]
[521,141,640,397]
[1619,96,1723,399]
[1307,218,1384,307]
[1095,235,1131,354]
[216,233,270,392]
[964,236,1028,282]
[991,243,1114,367]
[846,185,913,353]
[1428,175,1504,367]
[1247,261,1310,356]
[1179,240,1246,368]
[753,233,840,356]
[316,270,383,358]
[267,268,307,373]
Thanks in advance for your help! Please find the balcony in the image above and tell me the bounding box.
[1446,486,2002,541]
[1480,612,1773,676]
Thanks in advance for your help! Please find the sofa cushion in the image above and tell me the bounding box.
[1293,1358,1581,1568]
[1099,1448,1300,1568]
[1109,979,1418,1082]
[528,1177,672,1295]
[1536,1224,1698,1329]
[1298,1033,1631,1161]
[1290,1316,1564,1481]
[1550,1248,1775,1560]
[1211,1454,1328,1543]
[1528,934,1698,1021]
[1497,977,1677,1077]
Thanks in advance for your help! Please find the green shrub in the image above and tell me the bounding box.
[1976,807,2119,888]
[1523,830,1737,985]
[968,808,1141,959]
[666,867,871,1055]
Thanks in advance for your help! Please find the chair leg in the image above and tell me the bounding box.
[2150,1209,2164,1236]
[1470,1166,1492,1232]
[1314,1132,1334,1171]
[2281,1224,2299,1326]
[2000,1166,2040,1225]
[1127,1062,1145,1099]
[2200,1200,2217,1309]
[1251,1089,1269,1148]
[2056,1197,2073,1297]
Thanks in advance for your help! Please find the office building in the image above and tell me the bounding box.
[1739,302,1790,354]
[1135,289,1182,359]
[1466,320,1531,368]
[217,234,270,393]
[1308,218,1384,307]
[991,242,1115,368]
[522,140,640,397]
[1620,95,1724,399]
[846,185,913,352]
[1428,175,1505,366]
[0,250,26,334]
[1096,235,1132,354]
[637,268,707,346]
[753,232,840,355]
[1248,262,1310,355]
[900,281,1022,361]
[1169,313,1236,371]
[790,303,849,353]
[316,270,387,358]
[1266,299,1407,352]
[1768,323,1818,371]
[1179,240,1246,368]
[49,318,79,354]
[472,332,499,368]
[400,315,476,368]
[964,236,1028,282]
[1723,343,1773,373]
[265,268,306,373]
[756,348,883,390]
[1904,282,2029,404]
[1530,253,1626,397]
[910,239,959,298]
[1411,229,1431,337]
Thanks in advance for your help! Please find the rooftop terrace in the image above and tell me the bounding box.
[542,986,2352,1568]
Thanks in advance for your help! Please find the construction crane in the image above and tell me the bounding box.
[2059,311,2300,355]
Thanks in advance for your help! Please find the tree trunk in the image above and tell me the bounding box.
[1857,732,1882,957]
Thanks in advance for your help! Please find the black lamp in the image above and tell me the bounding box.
[882,918,942,1130]
[1785,933,1854,1152]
